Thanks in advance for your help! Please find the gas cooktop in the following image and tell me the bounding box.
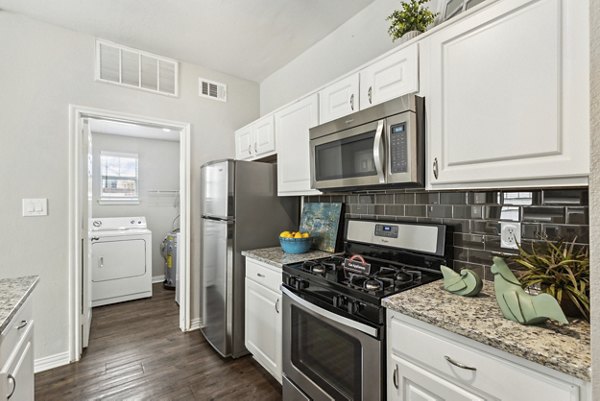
[286,254,442,301]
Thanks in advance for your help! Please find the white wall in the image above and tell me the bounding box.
[590,0,599,397]
[91,133,180,278]
[0,11,259,362]
[259,0,439,114]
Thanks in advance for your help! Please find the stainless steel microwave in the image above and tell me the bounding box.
[310,94,424,191]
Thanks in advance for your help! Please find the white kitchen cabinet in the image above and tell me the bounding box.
[234,125,254,160]
[275,94,321,196]
[245,258,282,383]
[234,115,276,161]
[387,310,588,401]
[1,297,34,401]
[318,74,359,124]
[389,353,484,401]
[254,115,276,156]
[423,0,589,189]
[319,43,419,123]
[359,43,419,110]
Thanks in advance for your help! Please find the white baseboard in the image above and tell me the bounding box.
[35,351,70,373]
[189,318,202,331]
[152,275,164,284]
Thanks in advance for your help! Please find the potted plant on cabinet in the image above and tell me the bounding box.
[512,238,590,321]
[387,0,438,43]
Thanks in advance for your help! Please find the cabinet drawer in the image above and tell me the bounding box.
[246,259,282,293]
[0,297,32,368]
[388,314,578,401]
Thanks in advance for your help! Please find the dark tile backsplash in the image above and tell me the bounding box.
[306,187,589,281]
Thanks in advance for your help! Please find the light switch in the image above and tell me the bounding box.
[22,198,48,217]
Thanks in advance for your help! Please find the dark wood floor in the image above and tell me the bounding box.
[35,284,282,401]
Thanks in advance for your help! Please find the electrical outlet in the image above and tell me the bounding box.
[500,222,521,250]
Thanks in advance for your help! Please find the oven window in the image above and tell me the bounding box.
[315,131,376,181]
[291,306,362,400]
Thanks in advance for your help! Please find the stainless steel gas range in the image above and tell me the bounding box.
[281,219,451,401]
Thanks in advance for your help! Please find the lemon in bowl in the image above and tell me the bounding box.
[279,231,311,254]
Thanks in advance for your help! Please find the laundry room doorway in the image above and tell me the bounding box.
[68,105,191,362]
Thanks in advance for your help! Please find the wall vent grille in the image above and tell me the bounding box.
[199,78,227,102]
[95,39,178,97]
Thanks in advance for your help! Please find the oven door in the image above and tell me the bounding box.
[282,287,382,401]
[311,120,385,190]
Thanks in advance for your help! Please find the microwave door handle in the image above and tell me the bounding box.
[373,119,385,183]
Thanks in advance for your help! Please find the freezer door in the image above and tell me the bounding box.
[201,160,234,218]
[201,217,234,357]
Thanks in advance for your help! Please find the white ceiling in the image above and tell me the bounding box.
[89,119,180,142]
[0,0,376,82]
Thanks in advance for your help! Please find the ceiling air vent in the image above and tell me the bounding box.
[199,78,227,102]
[95,39,179,97]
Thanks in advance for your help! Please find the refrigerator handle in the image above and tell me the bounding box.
[202,215,235,224]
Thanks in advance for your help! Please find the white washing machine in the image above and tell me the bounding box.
[90,216,152,307]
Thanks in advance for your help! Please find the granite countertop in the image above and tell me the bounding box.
[0,276,39,333]
[382,281,591,381]
[242,247,337,268]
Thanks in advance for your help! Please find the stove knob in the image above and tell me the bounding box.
[294,279,309,291]
[347,301,362,315]
[333,295,343,308]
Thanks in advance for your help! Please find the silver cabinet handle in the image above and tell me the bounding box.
[392,364,399,389]
[248,144,251,154]
[16,320,27,330]
[445,355,477,371]
[373,120,385,184]
[254,142,257,153]
[433,157,439,180]
[7,374,16,399]
[99,257,104,268]
[256,273,265,278]
[368,87,373,104]
[350,93,355,111]
[275,298,280,314]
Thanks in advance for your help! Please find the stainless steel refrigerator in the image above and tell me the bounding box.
[200,159,299,358]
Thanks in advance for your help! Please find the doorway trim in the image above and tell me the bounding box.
[68,104,192,362]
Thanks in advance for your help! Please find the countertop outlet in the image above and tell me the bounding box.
[500,222,521,250]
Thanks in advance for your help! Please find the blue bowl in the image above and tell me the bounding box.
[279,237,312,254]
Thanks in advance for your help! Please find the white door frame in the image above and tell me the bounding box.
[68,104,192,362]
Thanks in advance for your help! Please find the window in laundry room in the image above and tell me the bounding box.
[100,151,139,202]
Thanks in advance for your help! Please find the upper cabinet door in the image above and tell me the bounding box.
[318,74,359,124]
[275,94,321,196]
[235,125,254,160]
[425,0,589,189]
[254,115,276,157]
[360,43,419,110]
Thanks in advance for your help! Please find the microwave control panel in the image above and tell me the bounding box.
[390,122,408,173]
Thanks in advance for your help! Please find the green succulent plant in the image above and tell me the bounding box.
[512,237,590,321]
[387,0,438,41]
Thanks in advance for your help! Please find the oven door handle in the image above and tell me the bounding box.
[373,119,385,184]
[282,287,378,338]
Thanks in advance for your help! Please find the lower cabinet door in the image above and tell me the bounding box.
[245,278,282,382]
[2,325,34,401]
[389,353,485,401]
